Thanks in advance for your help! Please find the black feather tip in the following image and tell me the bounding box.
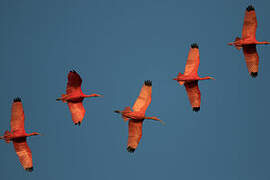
[246,5,255,12]
[144,80,152,86]
[25,167,33,172]
[13,97,21,102]
[127,146,135,153]
[191,43,199,49]
[74,122,81,126]
[70,69,77,73]
[193,107,200,112]
[250,72,258,78]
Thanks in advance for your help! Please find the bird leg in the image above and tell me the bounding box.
[114,110,121,114]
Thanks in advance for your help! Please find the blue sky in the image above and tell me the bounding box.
[1,0,270,179]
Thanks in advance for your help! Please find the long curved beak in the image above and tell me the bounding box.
[210,77,215,80]
[158,119,166,126]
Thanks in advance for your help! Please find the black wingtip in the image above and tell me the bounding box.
[74,122,81,126]
[70,69,77,73]
[25,167,33,172]
[144,80,152,86]
[250,72,258,78]
[191,43,199,49]
[193,107,200,112]
[114,110,121,114]
[127,146,135,153]
[246,5,255,12]
[13,97,21,102]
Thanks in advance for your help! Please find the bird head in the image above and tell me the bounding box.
[145,116,165,125]
[30,132,41,136]
[205,76,215,80]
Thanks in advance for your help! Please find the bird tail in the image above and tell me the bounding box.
[114,107,131,122]
[2,131,11,143]
[233,37,242,50]
[122,107,131,122]
[177,72,185,85]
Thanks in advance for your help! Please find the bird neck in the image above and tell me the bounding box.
[83,94,101,98]
[144,116,159,121]
[200,76,215,80]
[144,116,165,125]
[257,41,270,45]
[27,132,40,137]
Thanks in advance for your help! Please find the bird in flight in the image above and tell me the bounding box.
[0,98,41,172]
[56,70,103,126]
[228,5,270,78]
[114,80,164,153]
[173,43,214,112]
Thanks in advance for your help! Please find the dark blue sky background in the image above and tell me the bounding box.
[1,0,270,179]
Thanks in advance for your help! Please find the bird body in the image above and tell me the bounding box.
[114,80,163,153]
[57,70,102,125]
[0,98,40,172]
[174,43,214,111]
[228,5,270,77]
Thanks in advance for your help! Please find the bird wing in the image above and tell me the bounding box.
[242,8,257,40]
[13,137,33,172]
[184,47,200,76]
[242,45,259,76]
[66,70,83,95]
[10,98,25,132]
[127,120,143,151]
[67,102,86,124]
[132,80,152,114]
[184,81,201,109]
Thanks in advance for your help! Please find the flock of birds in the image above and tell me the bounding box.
[0,5,269,172]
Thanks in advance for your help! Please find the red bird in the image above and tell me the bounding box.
[0,98,40,172]
[56,70,102,126]
[173,43,214,112]
[114,80,164,153]
[228,5,270,77]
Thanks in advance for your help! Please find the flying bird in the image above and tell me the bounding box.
[0,98,40,172]
[173,43,214,112]
[56,70,102,126]
[114,80,164,153]
[228,5,270,77]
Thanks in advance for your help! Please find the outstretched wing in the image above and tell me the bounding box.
[242,6,257,40]
[127,120,143,153]
[184,43,200,76]
[184,81,201,111]
[10,98,25,132]
[132,80,152,114]
[68,102,86,124]
[13,137,33,172]
[243,45,259,77]
[66,70,83,95]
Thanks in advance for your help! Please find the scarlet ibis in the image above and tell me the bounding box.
[56,70,102,126]
[0,98,40,172]
[173,43,214,112]
[114,80,164,153]
[228,5,270,77]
